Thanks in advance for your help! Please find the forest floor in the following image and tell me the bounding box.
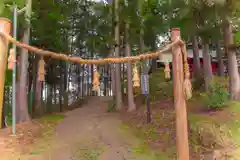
[0,96,168,160]
[1,95,240,160]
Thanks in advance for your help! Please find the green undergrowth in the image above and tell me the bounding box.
[40,114,65,121]
[149,69,173,102]
[119,124,173,160]
[26,114,65,157]
[107,99,116,112]
[188,100,240,158]
[126,70,240,158]
[71,145,103,160]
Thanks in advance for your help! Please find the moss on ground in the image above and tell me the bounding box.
[123,69,240,159]
[25,114,65,158]
[119,124,174,160]
[188,100,240,159]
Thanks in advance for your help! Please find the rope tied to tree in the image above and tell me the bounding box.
[0,31,181,64]
[132,63,140,88]
[181,44,192,100]
[0,31,192,100]
[92,67,100,91]
[164,61,171,80]
[7,48,16,70]
[38,56,45,81]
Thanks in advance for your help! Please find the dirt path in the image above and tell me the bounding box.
[36,97,153,160]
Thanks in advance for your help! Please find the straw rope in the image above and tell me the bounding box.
[1,31,192,100]
[181,43,192,100]
[0,32,182,65]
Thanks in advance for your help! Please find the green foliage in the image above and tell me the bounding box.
[192,74,204,91]
[107,100,116,112]
[5,69,12,86]
[41,114,65,122]
[234,31,240,44]
[0,0,25,18]
[203,83,230,110]
[149,69,173,102]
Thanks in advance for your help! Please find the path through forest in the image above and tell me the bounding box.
[40,97,154,160]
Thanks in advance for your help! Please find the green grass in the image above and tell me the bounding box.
[187,100,240,158]
[23,114,65,157]
[148,69,173,102]
[41,114,65,122]
[71,148,102,160]
[119,124,173,160]
[70,138,104,160]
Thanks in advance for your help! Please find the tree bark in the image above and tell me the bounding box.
[47,84,52,113]
[16,55,21,123]
[17,0,32,123]
[203,43,213,91]
[125,22,136,112]
[53,83,57,104]
[59,61,63,112]
[18,35,30,122]
[223,19,240,100]
[192,36,201,77]
[114,0,122,110]
[216,40,225,76]
[35,79,42,116]
[63,62,68,106]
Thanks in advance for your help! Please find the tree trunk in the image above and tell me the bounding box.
[192,36,202,78]
[47,84,52,113]
[52,83,56,104]
[80,65,84,98]
[17,0,32,123]
[114,0,122,110]
[59,62,63,112]
[223,19,240,100]
[16,55,21,123]
[64,62,68,107]
[125,22,136,112]
[35,79,42,116]
[216,40,225,76]
[203,43,213,91]
[150,37,157,72]
[2,87,6,128]
[18,37,30,122]
[31,55,38,116]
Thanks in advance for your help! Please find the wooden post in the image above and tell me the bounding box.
[171,28,190,160]
[0,18,11,128]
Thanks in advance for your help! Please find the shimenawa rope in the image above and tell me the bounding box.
[0,32,181,65]
[0,31,191,99]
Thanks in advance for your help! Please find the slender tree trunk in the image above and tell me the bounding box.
[31,55,38,116]
[77,65,80,95]
[125,22,136,111]
[18,0,32,123]
[16,55,21,122]
[47,84,52,113]
[109,49,116,97]
[64,62,68,106]
[114,0,122,110]
[150,37,157,72]
[81,65,84,98]
[192,36,201,77]
[18,43,30,122]
[59,62,63,112]
[203,43,213,91]
[223,19,240,100]
[51,81,55,104]
[216,40,225,76]
[35,79,42,116]
[2,87,6,128]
